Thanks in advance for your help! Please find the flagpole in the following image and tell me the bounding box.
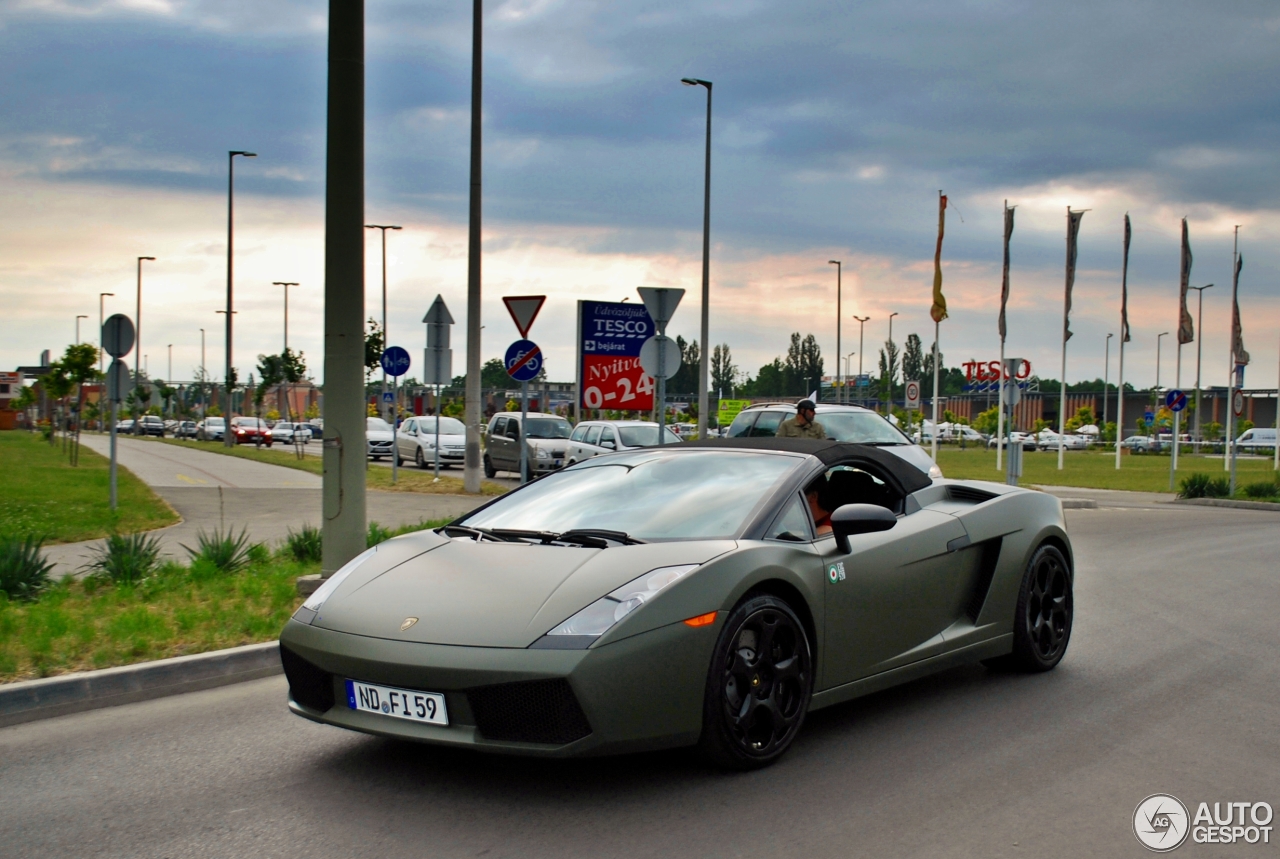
[1115,332,1125,468]
[1273,329,1278,472]
[997,199,1009,472]
[932,321,940,463]
[1170,341,1181,490]
[997,336,1005,470]
[1116,214,1130,469]
[1059,206,1069,471]
[1225,227,1237,475]
[928,190,948,467]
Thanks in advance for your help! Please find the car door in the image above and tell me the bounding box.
[397,419,416,459]
[583,424,603,457]
[488,417,509,468]
[818,470,970,687]
[503,416,523,470]
[598,425,618,453]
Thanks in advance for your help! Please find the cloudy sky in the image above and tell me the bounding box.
[2,0,1277,392]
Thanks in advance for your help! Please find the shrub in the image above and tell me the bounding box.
[367,521,394,548]
[1242,480,1279,500]
[0,535,54,601]
[284,524,322,562]
[86,533,163,584]
[1179,473,1212,499]
[181,526,252,573]
[1205,477,1231,498]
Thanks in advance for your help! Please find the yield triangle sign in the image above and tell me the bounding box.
[502,295,546,338]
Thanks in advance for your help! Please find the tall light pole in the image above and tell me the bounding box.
[99,292,114,375]
[365,225,401,413]
[75,315,88,344]
[853,315,869,404]
[682,77,712,438]
[1156,331,1169,393]
[226,149,256,446]
[886,311,899,417]
[167,344,172,383]
[200,327,206,416]
[1188,284,1214,447]
[272,281,301,352]
[1103,333,1113,430]
[216,309,238,416]
[829,260,842,404]
[135,256,155,383]
[845,351,856,399]
[462,0,483,495]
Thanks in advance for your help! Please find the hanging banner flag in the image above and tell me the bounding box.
[1121,214,1132,343]
[1178,218,1195,345]
[998,202,1015,340]
[578,300,656,411]
[930,193,948,323]
[1063,208,1085,341]
[1231,254,1249,365]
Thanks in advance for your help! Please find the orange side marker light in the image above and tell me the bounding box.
[683,611,718,628]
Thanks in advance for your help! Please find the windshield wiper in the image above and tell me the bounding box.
[440,524,520,543]
[553,529,645,546]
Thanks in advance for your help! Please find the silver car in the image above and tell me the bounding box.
[396,416,467,469]
[566,420,682,464]
[483,412,572,478]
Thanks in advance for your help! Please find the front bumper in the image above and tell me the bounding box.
[278,615,719,757]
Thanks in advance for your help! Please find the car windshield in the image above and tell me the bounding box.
[459,450,800,540]
[524,417,572,439]
[206,418,224,425]
[818,411,912,445]
[367,418,392,432]
[416,417,466,435]
[232,418,264,428]
[617,425,682,447]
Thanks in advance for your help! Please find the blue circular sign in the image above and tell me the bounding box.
[380,346,411,377]
[1165,389,1187,412]
[505,339,542,382]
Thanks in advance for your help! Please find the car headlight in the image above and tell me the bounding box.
[536,448,551,459]
[929,463,943,479]
[297,545,378,616]
[542,564,699,642]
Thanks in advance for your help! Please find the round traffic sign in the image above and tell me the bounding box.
[102,314,135,359]
[904,380,921,408]
[638,335,681,380]
[106,359,132,403]
[1233,389,1245,417]
[505,339,542,382]
[380,346,411,377]
[1165,389,1187,413]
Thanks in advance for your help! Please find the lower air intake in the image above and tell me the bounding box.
[280,644,335,713]
[468,679,592,745]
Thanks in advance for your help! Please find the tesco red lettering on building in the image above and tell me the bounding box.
[963,359,1032,383]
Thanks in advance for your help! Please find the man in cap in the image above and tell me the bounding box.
[778,399,826,439]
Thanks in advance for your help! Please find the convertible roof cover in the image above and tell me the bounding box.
[678,437,933,494]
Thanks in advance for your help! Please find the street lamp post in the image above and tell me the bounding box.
[845,351,856,400]
[682,77,713,439]
[216,309,238,415]
[273,282,301,353]
[1187,284,1214,448]
[853,315,869,405]
[365,225,402,419]
[200,327,206,417]
[1156,331,1169,393]
[829,260,841,404]
[1103,333,1113,430]
[135,256,156,386]
[886,312,899,417]
[226,150,257,446]
[99,292,114,375]
[75,315,88,344]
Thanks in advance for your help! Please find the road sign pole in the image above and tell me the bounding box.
[434,384,441,480]
[520,378,529,484]
[392,374,398,485]
[109,400,119,509]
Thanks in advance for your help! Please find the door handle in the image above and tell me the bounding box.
[947,534,971,553]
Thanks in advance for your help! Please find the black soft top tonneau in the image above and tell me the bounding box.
[678,437,933,495]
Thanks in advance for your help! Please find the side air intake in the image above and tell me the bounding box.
[949,485,999,504]
[965,538,1003,622]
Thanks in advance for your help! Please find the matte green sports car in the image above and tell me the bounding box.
[280,438,1074,769]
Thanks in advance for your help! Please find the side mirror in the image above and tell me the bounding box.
[830,503,897,554]
[600,440,616,450]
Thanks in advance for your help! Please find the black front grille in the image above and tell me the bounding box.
[468,679,592,745]
[280,645,335,713]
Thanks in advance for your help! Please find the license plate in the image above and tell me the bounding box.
[345,679,448,725]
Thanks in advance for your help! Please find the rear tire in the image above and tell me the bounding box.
[415,448,426,469]
[483,455,496,479]
[698,594,813,770]
[1003,543,1073,672]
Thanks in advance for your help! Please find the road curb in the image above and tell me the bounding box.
[1058,499,1098,509]
[0,641,282,729]
[1171,497,1280,512]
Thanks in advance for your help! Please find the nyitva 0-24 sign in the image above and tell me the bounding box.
[578,300,655,411]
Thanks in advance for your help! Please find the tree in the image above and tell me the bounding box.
[667,337,700,396]
[710,344,737,397]
[481,358,510,389]
[972,405,999,435]
[749,358,787,397]
[798,334,823,396]
[364,318,384,380]
[877,338,899,402]
[901,334,924,384]
[256,354,284,415]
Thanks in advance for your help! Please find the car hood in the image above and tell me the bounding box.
[311,531,734,648]
[407,432,466,444]
[366,430,394,441]
[877,443,937,476]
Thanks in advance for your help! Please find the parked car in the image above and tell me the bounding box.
[270,421,313,445]
[986,431,1038,451]
[197,417,225,441]
[115,418,136,433]
[566,420,682,465]
[303,419,324,439]
[135,415,166,437]
[396,415,467,468]
[725,402,941,479]
[1233,427,1276,452]
[174,420,198,439]
[366,417,395,460]
[230,416,272,446]
[483,412,573,478]
[1034,431,1089,451]
[1119,435,1156,453]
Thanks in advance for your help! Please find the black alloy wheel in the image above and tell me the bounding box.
[1009,543,1073,671]
[699,594,812,770]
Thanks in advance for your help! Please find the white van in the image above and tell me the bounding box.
[1234,427,1277,452]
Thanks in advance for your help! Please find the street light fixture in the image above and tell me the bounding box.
[1187,284,1214,446]
[365,225,402,411]
[852,316,870,406]
[75,315,88,344]
[887,311,899,417]
[681,77,712,438]
[99,292,115,374]
[226,150,256,445]
[829,261,842,403]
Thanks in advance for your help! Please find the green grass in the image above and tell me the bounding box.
[936,446,1280,494]
[0,518,450,683]
[142,436,507,495]
[0,432,179,544]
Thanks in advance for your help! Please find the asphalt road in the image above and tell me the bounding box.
[6,504,1279,858]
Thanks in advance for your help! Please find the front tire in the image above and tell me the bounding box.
[1006,543,1073,672]
[698,594,813,770]
[483,455,496,479]
[415,448,426,469]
